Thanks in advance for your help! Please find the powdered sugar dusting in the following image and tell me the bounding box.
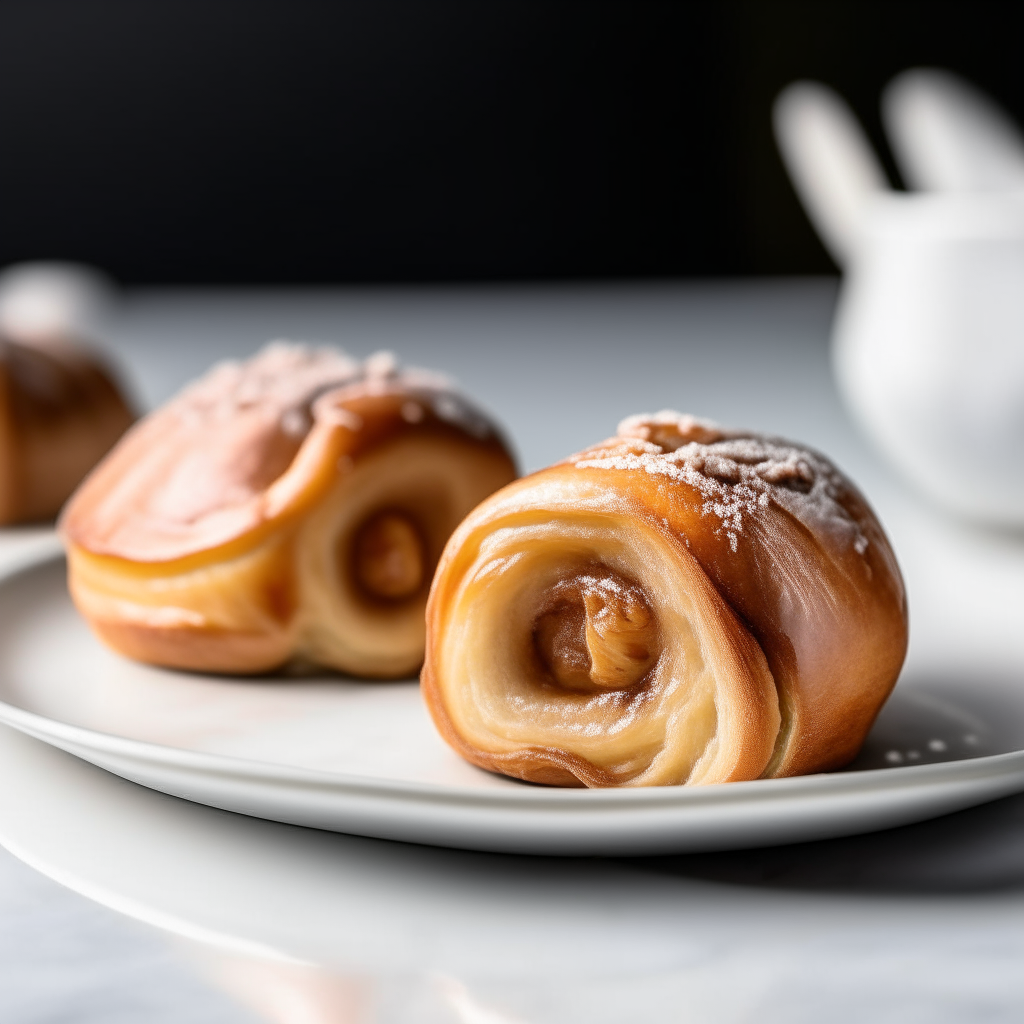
[364,349,398,379]
[576,412,870,557]
[175,341,360,427]
[169,341,493,441]
[617,410,732,449]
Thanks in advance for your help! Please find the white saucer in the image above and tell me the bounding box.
[1,550,1024,856]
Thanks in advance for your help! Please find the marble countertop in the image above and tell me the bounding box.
[2,279,1024,1024]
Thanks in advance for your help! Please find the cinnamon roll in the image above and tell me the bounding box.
[0,335,133,525]
[61,344,517,677]
[423,412,908,787]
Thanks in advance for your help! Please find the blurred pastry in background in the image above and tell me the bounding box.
[0,261,133,525]
[61,343,517,678]
[0,336,134,524]
[423,412,907,787]
[0,262,133,524]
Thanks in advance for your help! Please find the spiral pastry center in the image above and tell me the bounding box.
[533,573,658,693]
[353,511,425,600]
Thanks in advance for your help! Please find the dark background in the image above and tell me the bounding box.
[0,0,1020,283]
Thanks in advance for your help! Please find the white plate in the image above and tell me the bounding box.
[2,550,1024,856]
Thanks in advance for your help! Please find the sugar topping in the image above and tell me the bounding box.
[575,411,869,556]
[169,340,494,439]
[617,411,733,449]
[174,341,360,427]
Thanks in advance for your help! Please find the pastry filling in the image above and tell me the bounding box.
[352,510,425,601]
[533,572,658,693]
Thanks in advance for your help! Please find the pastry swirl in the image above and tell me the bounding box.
[0,335,133,524]
[61,344,517,677]
[423,412,908,787]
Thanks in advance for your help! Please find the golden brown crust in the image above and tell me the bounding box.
[61,344,517,677]
[0,335,133,524]
[86,619,295,676]
[422,411,908,788]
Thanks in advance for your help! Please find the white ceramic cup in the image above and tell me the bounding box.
[776,74,1024,527]
[835,190,1024,525]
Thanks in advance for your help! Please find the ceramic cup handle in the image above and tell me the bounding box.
[883,68,1024,193]
[773,81,890,268]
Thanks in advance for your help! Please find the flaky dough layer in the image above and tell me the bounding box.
[422,412,908,787]
[61,344,517,677]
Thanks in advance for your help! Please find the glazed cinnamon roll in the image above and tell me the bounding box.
[423,412,908,787]
[61,344,517,677]
[0,335,133,525]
